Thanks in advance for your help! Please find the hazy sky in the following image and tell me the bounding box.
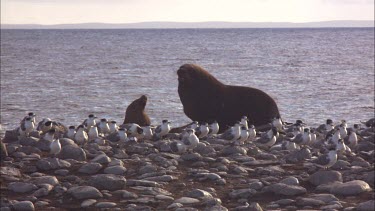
[1,0,374,24]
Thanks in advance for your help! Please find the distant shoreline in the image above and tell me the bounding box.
[2,20,374,29]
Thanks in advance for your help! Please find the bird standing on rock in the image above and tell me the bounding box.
[118,128,128,142]
[208,121,219,135]
[195,122,209,139]
[83,114,97,130]
[247,125,257,142]
[50,138,61,157]
[240,116,248,129]
[75,125,88,146]
[88,125,99,141]
[219,122,241,141]
[344,130,358,149]
[235,126,249,145]
[98,118,110,135]
[19,116,35,137]
[154,120,171,139]
[108,121,119,134]
[272,116,283,131]
[142,126,153,140]
[66,126,76,140]
[313,147,338,170]
[182,129,199,152]
[256,127,278,147]
[43,129,56,142]
[292,128,311,148]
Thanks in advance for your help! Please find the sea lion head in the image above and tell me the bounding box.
[128,95,147,112]
[177,64,222,88]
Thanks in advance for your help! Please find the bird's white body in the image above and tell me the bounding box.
[346,132,358,148]
[184,132,199,151]
[272,117,283,131]
[98,120,110,135]
[158,121,171,137]
[339,125,347,138]
[23,119,35,134]
[142,126,153,140]
[43,131,55,142]
[50,139,61,156]
[240,116,248,129]
[75,127,88,145]
[109,122,119,134]
[236,128,249,145]
[316,150,338,169]
[118,129,128,142]
[331,130,341,145]
[247,126,256,142]
[209,122,219,135]
[88,126,99,141]
[196,124,209,139]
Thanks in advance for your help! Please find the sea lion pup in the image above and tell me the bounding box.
[123,95,151,126]
[177,64,281,132]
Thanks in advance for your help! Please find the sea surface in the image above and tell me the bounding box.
[1,28,374,132]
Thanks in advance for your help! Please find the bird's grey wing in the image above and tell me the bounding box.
[182,137,191,145]
[195,128,202,137]
[293,134,303,144]
[313,154,330,166]
[82,119,88,127]
[316,124,325,132]
[343,136,350,145]
[121,123,133,130]
[155,125,162,134]
[220,129,234,140]
[36,121,44,131]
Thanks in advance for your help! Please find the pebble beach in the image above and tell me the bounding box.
[0,116,374,211]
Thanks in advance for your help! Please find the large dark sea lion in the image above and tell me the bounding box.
[177,64,280,132]
[123,95,151,126]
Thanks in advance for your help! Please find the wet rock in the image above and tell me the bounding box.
[356,200,375,211]
[59,145,86,161]
[8,182,38,193]
[36,158,71,171]
[266,183,307,196]
[330,180,371,196]
[78,163,102,174]
[67,186,103,200]
[12,201,34,211]
[104,166,127,175]
[88,174,126,191]
[81,199,97,208]
[91,153,111,164]
[309,170,343,186]
[95,202,117,208]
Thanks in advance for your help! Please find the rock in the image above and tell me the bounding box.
[78,163,102,174]
[1,140,8,159]
[3,130,18,143]
[363,171,374,187]
[330,180,371,196]
[36,158,71,171]
[266,183,307,196]
[145,175,175,182]
[121,190,138,199]
[104,166,127,175]
[309,170,343,186]
[284,148,311,163]
[35,139,52,151]
[12,201,34,211]
[0,166,21,177]
[59,138,77,147]
[59,145,86,161]
[181,153,202,162]
[32,184,53,197]
[174,197,200,204]
[229,189,257,199]
[273,199,295,205]
[67,186,103,200]
[126,179,158,187]
[31,176,59,186]
[91,153,111,164]
[220,146,247,156]
[19,137,39,146]
[95,202,117,208]
[249,202,263,211]
[187,189,213,201]
[88,174,126,191]
[309,194,339,203]
[54,169,69,176]
[279,176,299,186]
[296,198,326,206]
[356,200,375,211]
[17,146,41,155]
[8,182,38,193]
[81,199,97,208]
[332,160,351,170]
[249,182,263,190]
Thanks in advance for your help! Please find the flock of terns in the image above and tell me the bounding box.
[17,112,374,170]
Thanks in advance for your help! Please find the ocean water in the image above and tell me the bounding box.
[1,28,374,132]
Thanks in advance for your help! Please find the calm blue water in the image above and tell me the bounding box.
[1,28,374,132]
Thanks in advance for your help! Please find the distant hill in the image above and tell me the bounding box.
[1,20,374,29]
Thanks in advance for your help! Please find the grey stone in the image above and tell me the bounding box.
[36,158,71,171]
[266,183,307,196]
[12,201,34,211]
[59,138,77,147]
[19,137,39,146]
[81,199,97,208]
[59,145,86,161]
[229,189,257,199]
[54,169,69,176]
[273,199,295,205]
[332,160,351,170]
[320,203,343,210]
[330,180,371,196]
[67,186,103,200]
[280,176,299,186]
[104,166,127,175]
[249,182,263,190]
[145,175,175,182]
[309,170,343,186]
[309,194,339,203]
[78,163,102,174]
[0,166,21,177]
[121,190,138,199]
[174,197,200,204]
[31,176,59,186]
[296,198,326,206]
[35,139,52,151]
[139,165,158,175]
[91,153,111,164]
[95,202,117,208]
[32,185,53,197]
[8,182,38,193]
[88,174,126,191]
[181,153,202,162]
[187,189,213,201]
[356,200,375,211]
[249,202,263,211]
[17,146,41,155]
[220,146,247,156]
[284,148,311,163]
[126,179,158,187]
[363,171,374,187]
